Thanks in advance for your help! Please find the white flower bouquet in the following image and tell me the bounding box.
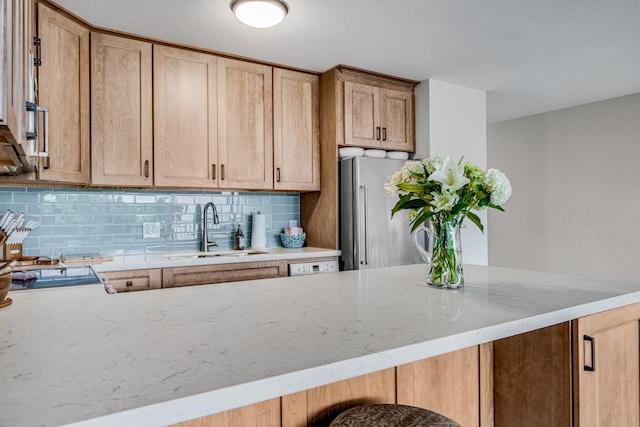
[385,155,511,232]
[385,155,511,288]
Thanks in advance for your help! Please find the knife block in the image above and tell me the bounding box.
[1,243,23,260]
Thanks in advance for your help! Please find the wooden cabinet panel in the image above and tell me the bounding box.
[162,260,287,288]
[91,33,152,186]
[171,398,280,427]
[36,3,90,183]
[380,88,414,151]
[494,322,572,427]
[154,45,217,188]
[100,269,161,293]
[273,68,320,191]
[343,81,380,148]
[282,368,396,427]
[1,0,22,142]
[218,58,272,190]
[397,346,479,427]
[574,303,640,427]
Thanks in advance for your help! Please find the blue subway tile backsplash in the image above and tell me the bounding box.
[0,187,300,257]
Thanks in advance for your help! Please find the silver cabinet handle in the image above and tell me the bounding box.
[360,184,369,265]
[25,101,49,160]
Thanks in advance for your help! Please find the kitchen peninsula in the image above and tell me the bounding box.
[2,264,640,427]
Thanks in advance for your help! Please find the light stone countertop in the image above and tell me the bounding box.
[92,246,341,273]
[2,264,640,427]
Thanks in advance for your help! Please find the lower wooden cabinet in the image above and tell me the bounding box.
[397,344,493,427]
[99,269,162,293]
[494,303,640,427]
[282,368,396,427]
[162,260,288,288]
[574,303,640,427]
[169,345,492,427]
[172,398,281,427]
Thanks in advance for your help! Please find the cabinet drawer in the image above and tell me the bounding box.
[100,269,162,293]
[163,260,287,288]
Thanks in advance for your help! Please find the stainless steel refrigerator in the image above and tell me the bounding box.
[340,156,424,270]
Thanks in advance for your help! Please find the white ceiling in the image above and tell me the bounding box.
[54,0,640,123]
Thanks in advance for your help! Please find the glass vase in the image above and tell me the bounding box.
[413,217,464,289]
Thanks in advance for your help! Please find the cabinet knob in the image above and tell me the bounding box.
[126,280,133,287]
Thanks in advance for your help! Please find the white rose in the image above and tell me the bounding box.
[484,168,512,205]
[384,170,406,195]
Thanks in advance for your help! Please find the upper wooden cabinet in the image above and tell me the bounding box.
[329,65,417,152]
[273,68,320,191]
[36,3,90,183]
[217,58,273,190]
[153,45,218,188]
[91,33,152,186]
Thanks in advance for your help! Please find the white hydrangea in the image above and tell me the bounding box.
[384,161,424,195]
[484,168,512,205]
[422,155,443,174]
[431,191,459,212]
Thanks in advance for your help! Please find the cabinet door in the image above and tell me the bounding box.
[282,368,395,427]
[343,81,380,148]
[36,4,90,183]
[218,58,273,190]
[171,398,280,427]
[91,33,152,186]
[574,303,640,427]
[380,88,414,152]
[100,269,161,293]
[273,68,319,191]
[162,260,287,288]
[1,0,22,139]
[154,45,217,188]
[397,346,480,427]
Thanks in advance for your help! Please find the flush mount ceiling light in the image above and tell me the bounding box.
[230,0,289,29]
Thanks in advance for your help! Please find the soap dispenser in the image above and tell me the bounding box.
[234,226,245,250]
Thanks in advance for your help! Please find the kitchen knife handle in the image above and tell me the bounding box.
[144,160,150,178]
[212,164,216,180]
[361,184,369,265]
[276,168,281,183]
[376,127,381,141]
[584,335,596,371]
[382,127,387,141]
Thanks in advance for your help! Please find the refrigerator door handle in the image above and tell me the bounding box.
[360,184,369,265]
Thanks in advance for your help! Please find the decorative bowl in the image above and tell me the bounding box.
[280,233,306,248]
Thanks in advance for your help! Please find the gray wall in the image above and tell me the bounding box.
[488,92,640,281]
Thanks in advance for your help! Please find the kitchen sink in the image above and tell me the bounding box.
[164,249,269,260]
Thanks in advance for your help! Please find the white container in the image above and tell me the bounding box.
[363,149,386,158]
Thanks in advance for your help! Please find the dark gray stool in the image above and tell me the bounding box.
[329,403,462,427]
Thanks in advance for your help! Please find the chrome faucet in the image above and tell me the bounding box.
[202,202,220,252]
